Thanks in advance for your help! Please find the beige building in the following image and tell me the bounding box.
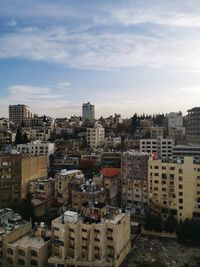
[148,156,200,221]
[48,205,131,267]
[55,169,84,205]
[0,154,47,207]
[9,104,32,126]
[86,123,105,148]
[150,127,164,139]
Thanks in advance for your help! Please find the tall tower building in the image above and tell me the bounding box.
[9,104,32,126]
[82,102,95,124]
[186,107,200,145]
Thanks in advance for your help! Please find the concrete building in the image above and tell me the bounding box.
[101,152,121,168]
[0,208,32,267]
[9,104,32,126]
[48,205,131,267]
[55,169,84,205]
[150,127,164,139]
[148,157,200,221]
[104,136,121,148]
[82,102,95,124]
[121,151,149,214]
[17,140,55,161]
[0,154,47,207]
[186,107,200,145]
[173,144,200,159]
[0,118,10,131]
[72,181,107,212]
[94,168,121,206]
[4,220,51,267]
[166,112,183,129]
[140,138,173,159]
[86,123,105,149]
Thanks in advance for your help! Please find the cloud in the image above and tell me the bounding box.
[8,85,51,95]
[58,81,71,87]
[7,19,17,27]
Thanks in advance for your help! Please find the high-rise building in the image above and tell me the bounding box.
[121,151,149,213]
[186,107,200,145]
[82,102,95,124]
[148,156,200,221]
[9,104,32,126]
[0,154,47,207]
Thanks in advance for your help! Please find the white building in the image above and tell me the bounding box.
[166,112,183,128]
[104,136,121,148]
[17,140,55,159]
[140,138,173,158]
[86,123,105,148]
[82,102,95,124]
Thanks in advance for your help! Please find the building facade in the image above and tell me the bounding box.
[86,123,105,149]
[9,105,32,126]
[121,151,149,214]
[186,107,200,145]
[148,157,200,221]
[48,206,131,267]
[82,102,95,124]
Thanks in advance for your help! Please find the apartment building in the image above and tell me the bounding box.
[55,169,84,205]
[0,118,10,131]
[148,157,200,221]
[0,154,47,207]
[0,208,32,267]
[104,136,121,148]
[72,181,107,211]
[186,107,200,145]
[48,205,131,267]
[94,168,120,206]
[86,123,105,148]
[150,127,164,139]
[121,151,149,214]
[140,138,173,158]
[9,104,32,126]
[5,222,51,267]
[17,140,55,159]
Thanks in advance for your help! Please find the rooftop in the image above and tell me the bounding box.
[11,234,48,248]
[100,168,120,177]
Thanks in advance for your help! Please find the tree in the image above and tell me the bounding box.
[22,132,28,144]
[15,128,23,144]
[164,215,177,233]
[144,213,163,232]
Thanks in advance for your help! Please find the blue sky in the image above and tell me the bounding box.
[1,0,200,118]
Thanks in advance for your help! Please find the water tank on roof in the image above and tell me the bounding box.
[64,211,78,223]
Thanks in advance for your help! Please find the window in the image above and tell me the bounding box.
[31,250,37,257]
[18,259,25,265]
[7,248,13,255]
[19,249,25,256]
[31,259,38,266]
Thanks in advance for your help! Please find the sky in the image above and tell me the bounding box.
[1,0,200,118]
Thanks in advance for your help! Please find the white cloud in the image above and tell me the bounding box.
[58,81,71,87]
[7,19,17,27]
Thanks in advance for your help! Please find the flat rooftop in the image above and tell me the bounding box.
[11,234,48,248]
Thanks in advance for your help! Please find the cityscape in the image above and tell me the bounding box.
[1,1,200,267]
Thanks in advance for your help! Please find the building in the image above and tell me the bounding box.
[101,152,121,168]
[121,151,149,214]
[0,118,10,131]
[186,107,200,145]
[48,205,131,267]
[0,208,32,267]
[104,136,121,148]
[55,169,84,205]
[140,138,173,158]
[0,154,47,207]
[148,157,200,221]
[29,177,55,217]
[9,104,32,126]
[150,127,164,139]
[86,123,105,148]
[173,144,200,159]
[166,112,183,129]
[94,168,121,206]
[82,102,95,124]
[72,181,107,211]
[5,221,51,267]
[17,140,55,161]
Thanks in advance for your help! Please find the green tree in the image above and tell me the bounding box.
[15,128,23,144]
[164,215,177,233]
